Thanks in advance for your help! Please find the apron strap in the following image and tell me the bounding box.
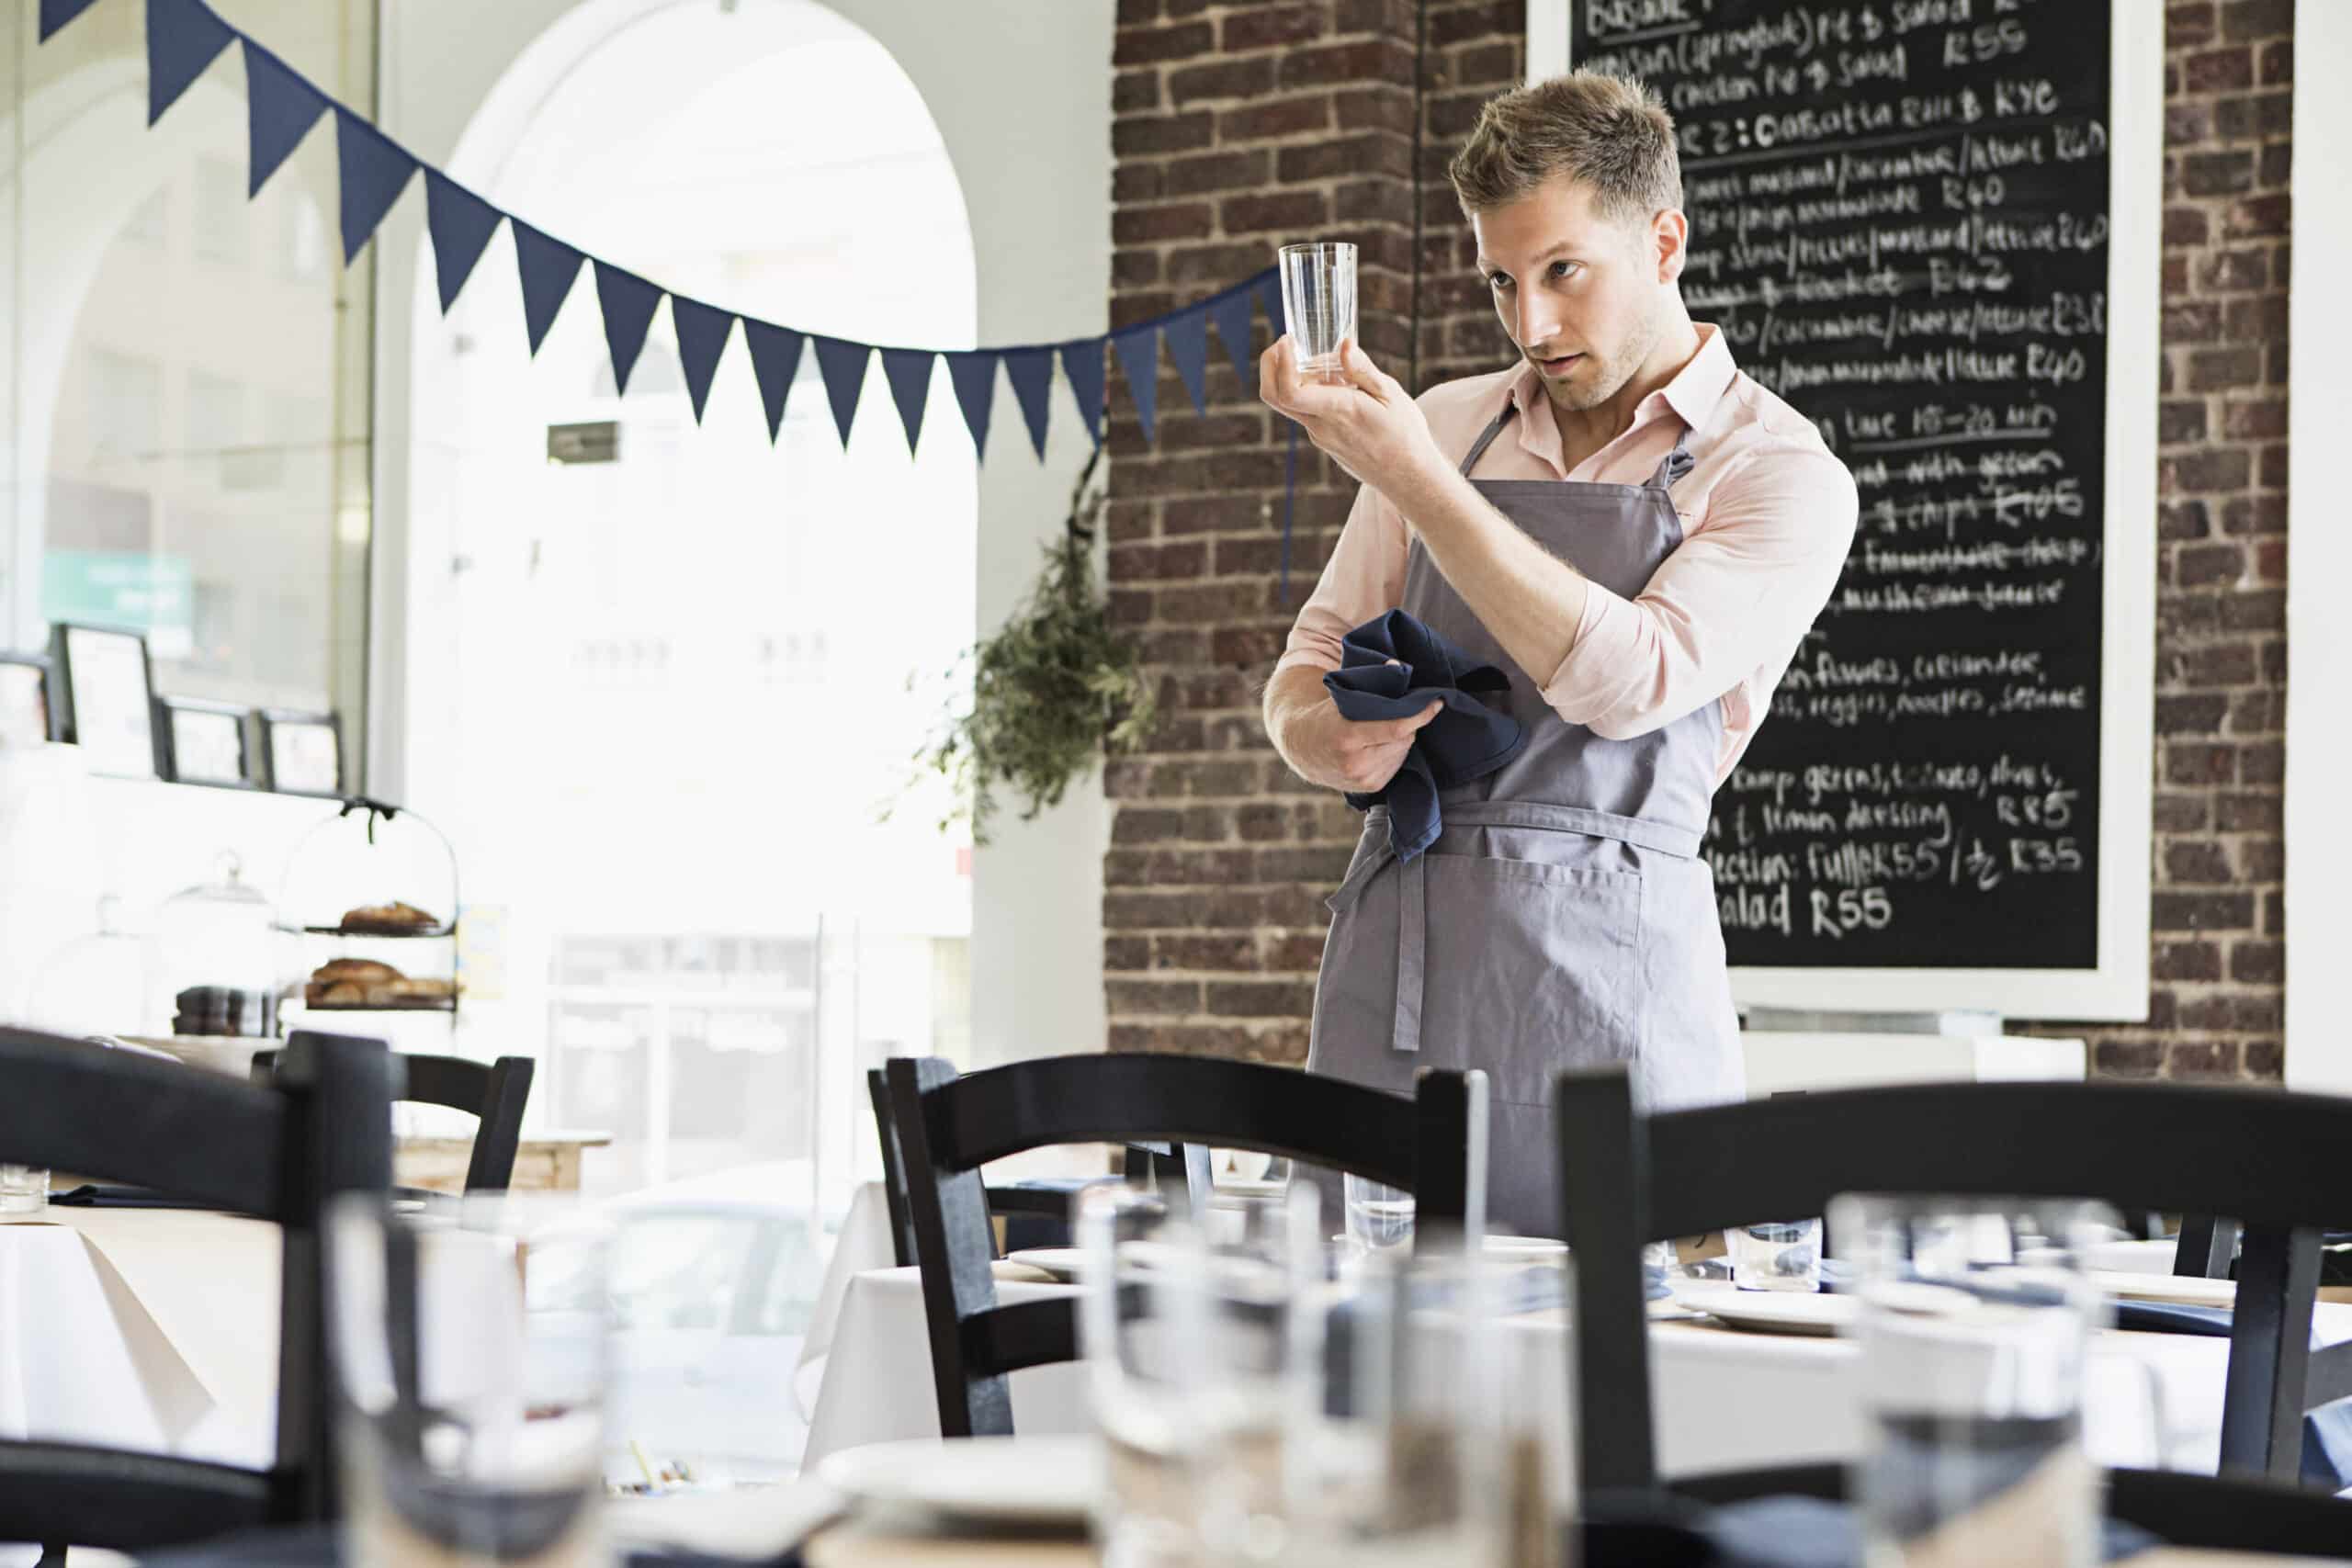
[1394,852,1426,1054]
[1648,424,1696,490]
[1457,400,1519,479]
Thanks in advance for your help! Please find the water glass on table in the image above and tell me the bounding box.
[1730,1216,1820,1292]
[1078,1182,1317,1568]
[0,1164,47,1216]
[1277,241,1357,381]
[1835,1195,2109,1568]
[327,1193,612,1568]
[1343,1174,1414,1260]
[1283,1247,1564,1568]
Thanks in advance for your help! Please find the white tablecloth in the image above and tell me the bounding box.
[0,1208,283,1472]
[803,1256,2352,1481]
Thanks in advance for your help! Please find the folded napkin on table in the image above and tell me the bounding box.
[1323,609,1525,863]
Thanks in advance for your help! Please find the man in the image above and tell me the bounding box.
[1261,72,1858,1229]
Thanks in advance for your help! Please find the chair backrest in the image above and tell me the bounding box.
[864,1067,1216,1269]
[886,1053,1483,1438]
[255,1050,534,1192]
[0,1026,395,1554]
[1555,1069,2352,1495]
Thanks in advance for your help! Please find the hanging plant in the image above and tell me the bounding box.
[904,447,1156,844]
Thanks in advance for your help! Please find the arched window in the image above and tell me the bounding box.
[403,0,978,1204]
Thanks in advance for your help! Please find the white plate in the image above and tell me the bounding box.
[1004,1247,1085,1282]
[2086,1239,2181,1276]
[2090,1269,2236,1307]
[1671,1280,1857,1336]
[1484,1235,1568,1259]
[816,1435,1102,1524]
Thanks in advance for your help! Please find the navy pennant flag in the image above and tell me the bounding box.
[334,107,417,265]
[1163,307,1210,417]
[741,320,807,443]
[1255,271,1288,346]
[512,219,585,355]
[880,349,936,456]
[944,351,999,457]
[593,262,663,396]
[1058,339,1106,448]
[240,38,326,197]
[1001,347,1054,461]
[1206,284,1258,390]
[39,0,101,41]
[423,171,502,313]
[1111,327,1160,446]
[812,336,870,449]
[146,0,234,126]
[671,296,736,426]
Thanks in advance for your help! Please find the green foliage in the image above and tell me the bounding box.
[907,449,1156,844]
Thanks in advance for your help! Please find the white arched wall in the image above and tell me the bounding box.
[368,0,1114,1068]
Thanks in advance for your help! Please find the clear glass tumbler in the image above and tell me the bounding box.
[0,1164,48,1216]
[1078,1182,1317,1568]
[327,1193,612,1568]
[1835,1195,2109,1568]
[1283,1247,1564,1568]
[1343,1175,1415,1259]
[1277,242,1358,380]
[1730,1217,1821,1292]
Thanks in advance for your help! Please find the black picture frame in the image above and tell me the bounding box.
[49,623,163,780]
[259,708,343,797]
[0,654,54,747]
[156,695,256,789]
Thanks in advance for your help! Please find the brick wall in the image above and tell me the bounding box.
[1102,0,2292,1082]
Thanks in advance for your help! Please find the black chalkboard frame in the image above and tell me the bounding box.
[1528,0,2161,1021]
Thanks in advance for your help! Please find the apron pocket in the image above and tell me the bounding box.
[1416,852,1645,1107]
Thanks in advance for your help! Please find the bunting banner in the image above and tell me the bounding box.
[52,0,1292,468]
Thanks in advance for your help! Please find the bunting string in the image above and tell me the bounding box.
[40,0,1297,470]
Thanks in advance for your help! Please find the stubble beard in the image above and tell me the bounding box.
[1542,301,1666,414]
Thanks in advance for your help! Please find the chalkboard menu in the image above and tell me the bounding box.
[1576,0,2122,974]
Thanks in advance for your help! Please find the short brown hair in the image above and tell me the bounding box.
[1447,71,1681,221]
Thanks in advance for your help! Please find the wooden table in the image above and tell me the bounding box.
[395,1129,611,1193]
[796,1525,2332,1567]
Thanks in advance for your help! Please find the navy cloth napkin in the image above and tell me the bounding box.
[1322,609,1525,862]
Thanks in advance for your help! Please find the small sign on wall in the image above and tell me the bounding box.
[548,421,620,465]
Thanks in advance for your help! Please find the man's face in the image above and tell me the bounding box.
[1471,175,1678,413]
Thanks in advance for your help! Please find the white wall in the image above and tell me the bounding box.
[2285,11,2350,1095]
[368,0,1114,1068]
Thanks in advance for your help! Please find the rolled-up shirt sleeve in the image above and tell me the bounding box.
[1543,445,1858,740]
[1274,479,1410,676]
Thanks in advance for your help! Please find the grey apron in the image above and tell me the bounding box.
[1306,400,1745,1234]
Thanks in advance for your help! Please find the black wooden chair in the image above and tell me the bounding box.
[864,1067,1209,1267]
[2169,1215,2352,1479]
[1555,1069,2352,1555]
[0,1026,395,1563]
[254,1049,533,1193]
[884,1053,1484,1438]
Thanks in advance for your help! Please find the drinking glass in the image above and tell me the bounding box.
[1730,1217,1820,1292]
[1283,1247,1564,1568]
[327,1194,612,1568]
[1078,1182,1317,1568]
[1277,242,1357,381]
[1835,1196,2109,1568]
[1343,1175,1414,1258]
[0,1164,48,1216]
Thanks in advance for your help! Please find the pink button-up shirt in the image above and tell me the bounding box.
[1275,325,1858,783]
